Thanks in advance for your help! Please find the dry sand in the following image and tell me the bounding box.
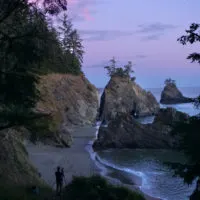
[25,126,99,187]
[25,125,161,200]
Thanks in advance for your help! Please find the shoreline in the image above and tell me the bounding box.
[25,126,100,187]
[26,125,162,200]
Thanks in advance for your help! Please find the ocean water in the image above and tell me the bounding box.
[95,87,200,200]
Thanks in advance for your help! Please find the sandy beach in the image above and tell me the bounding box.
[25,126,99,187]
[25,125,161,200]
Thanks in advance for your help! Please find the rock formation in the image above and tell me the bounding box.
[99,76,159,121]
[93,108,189,151]
[17,74,98,147]
[28,74,98,147]
[154,107,189,125]
[0,128,43,186]
[160,83,194,104]
[37,74,98,125]
[0,74,98,189]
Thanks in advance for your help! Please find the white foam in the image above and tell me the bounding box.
[95,155,149,186]
[85,122,161,199]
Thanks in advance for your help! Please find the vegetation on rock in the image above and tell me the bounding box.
[99,76,159,121]
[164,78,176,86]
[0,0,84,131]
[104,57,136,81]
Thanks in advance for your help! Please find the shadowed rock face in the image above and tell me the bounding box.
[99,76,159,121]
[30,74,99,147]
[154,107,189,125]
[93,108,189,151]
[37,74,99,126]
[160,83,194,104]
[0,128,43,186]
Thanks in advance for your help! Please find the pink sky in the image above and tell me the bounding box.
[67,0,200,88]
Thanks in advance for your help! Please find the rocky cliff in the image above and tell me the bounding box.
[93,108,188,151]
[0,73,99,188]
[99,76,159,121]
[160,83,194,104]
[30,74,98,146]
[0,128,43,186]
[154,107,189,125]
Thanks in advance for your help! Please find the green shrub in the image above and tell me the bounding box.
[26,112,62,142]
[63,175,145,200]
[0,185,52,200]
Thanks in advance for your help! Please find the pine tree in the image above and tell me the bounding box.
[0,0,67,129]
[104,57,135,79]
[67,29,84,67]
[58,13,84,73]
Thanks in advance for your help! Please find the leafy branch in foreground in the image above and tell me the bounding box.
[178,23,200,64]
[166,22,200,200]
[168,116,200,184]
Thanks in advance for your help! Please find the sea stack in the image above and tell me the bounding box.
[93,108,189,151]
[99,76,159,121]
[160,79,194,104]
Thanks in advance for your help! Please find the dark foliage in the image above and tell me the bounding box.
[178,23,200,64]
[58,13,84,74]
[0,0,83,130]
[169,23,200,186]
[169,116,200,184]
[164,78,176,86]
[64,176,145,200]
[41,0,67,14]
[105,57,136,80]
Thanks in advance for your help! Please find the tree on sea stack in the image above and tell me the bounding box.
[104,57,136,81]
[164,78,176,86]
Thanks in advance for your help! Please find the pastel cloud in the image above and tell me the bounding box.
[137,23,177,33]
[80,30,134,41]
[79,22,177,42]
[67,0,101,21]
[82,7,94,21]
[136,23,177,41]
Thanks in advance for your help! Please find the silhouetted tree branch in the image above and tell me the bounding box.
[178,23,200,64]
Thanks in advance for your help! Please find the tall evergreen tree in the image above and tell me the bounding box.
[58,13,84,74]
[0,0,68,129]
[58,13,73,51]
[68,29,84,68]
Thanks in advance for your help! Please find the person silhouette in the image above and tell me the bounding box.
[55,166,63,195]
